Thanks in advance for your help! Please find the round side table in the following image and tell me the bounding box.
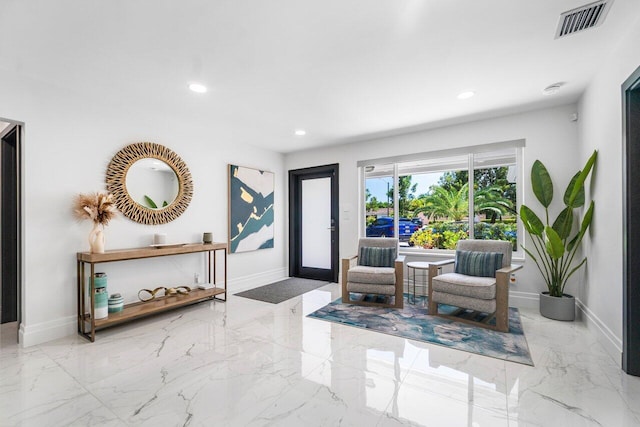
[406,261,430,304]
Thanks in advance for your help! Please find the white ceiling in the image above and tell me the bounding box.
[1,1,638,153]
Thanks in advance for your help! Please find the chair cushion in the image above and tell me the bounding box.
[347,265,396,285]
[359,246,396,268]
[457,240,512,267]
[432,290,497,314]
[454,250,503,277]
[347,283,397,296]
[432,273,496,299]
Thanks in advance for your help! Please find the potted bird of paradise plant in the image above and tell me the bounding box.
[520,150,597,321]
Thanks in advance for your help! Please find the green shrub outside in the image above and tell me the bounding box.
[409,228,443,248]
[442,230,468,249]
[409,221,517,249]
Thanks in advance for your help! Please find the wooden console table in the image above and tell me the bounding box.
[76,242,227,342]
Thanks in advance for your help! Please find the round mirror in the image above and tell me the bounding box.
[126,158,179,210]
[106,142,193,225]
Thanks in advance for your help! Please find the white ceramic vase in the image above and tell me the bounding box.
[89,223,105,254]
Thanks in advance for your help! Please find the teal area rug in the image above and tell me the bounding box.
[308,294,533,366]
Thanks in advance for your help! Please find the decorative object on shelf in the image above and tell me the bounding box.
[137,286,191,302]
[92,272,109,318]
[106,142,193,225]
[74,192,117,253]
[93,272,107,289]
[108,293,124,313]
[166,286,191,295]
[228,164,274,253]
[153,233,167,245]
[520,150,597,321]
[203,232,213,244]
[94,287,108,319]
[138,287,165,302]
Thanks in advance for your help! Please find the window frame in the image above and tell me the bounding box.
[360,140,524,259]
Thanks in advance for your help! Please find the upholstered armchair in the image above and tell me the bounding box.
[427,239,522,332]
[342,237,404,308]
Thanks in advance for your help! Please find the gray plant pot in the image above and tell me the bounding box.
[539,292,575,321]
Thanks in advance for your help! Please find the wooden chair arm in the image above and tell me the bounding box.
[430,258,455,267]
[394,255,405,280]
[342,255,358,270]
[496,264,523,275]
[341,256,358,294]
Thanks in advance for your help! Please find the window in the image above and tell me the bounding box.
[362,143,522,255]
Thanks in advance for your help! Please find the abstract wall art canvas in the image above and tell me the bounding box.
[228,164,274,253]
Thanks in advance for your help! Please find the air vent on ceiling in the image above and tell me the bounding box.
[555,0,613,39]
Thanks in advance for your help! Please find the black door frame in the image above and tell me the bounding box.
[622,66,640,376]
[1,120,23,331]
[289,164,339,282]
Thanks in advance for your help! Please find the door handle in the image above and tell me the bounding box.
[327,226,335,231]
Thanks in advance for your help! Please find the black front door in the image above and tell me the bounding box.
[289,164,339,282]
[1,124,19,324]
[623,66,640,376]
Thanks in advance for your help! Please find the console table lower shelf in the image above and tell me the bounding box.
[77,242,228,342]
[84,286,226,332]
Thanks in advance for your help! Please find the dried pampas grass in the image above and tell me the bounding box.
[73,192,117,226]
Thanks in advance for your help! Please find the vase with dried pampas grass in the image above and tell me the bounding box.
[73,192,117,253]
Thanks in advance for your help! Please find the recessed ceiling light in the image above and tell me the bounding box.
[542,82,565,96]
[188,83,207,93]
[294,129,306,136]
[457,91,475,100]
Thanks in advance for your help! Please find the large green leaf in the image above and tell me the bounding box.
[568,201,595,252]
[544,226,565,259]
[143,195,158,209]
[520,205,544,236]
[564,257,588,285]
[531,160,553,208]
[564,172,585,208]
[567,150,597,207]
[552,207,574,239]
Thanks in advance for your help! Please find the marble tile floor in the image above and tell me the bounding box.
[1,282,639,427]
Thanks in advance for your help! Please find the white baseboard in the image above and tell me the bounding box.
[228,267,288,293]
[509,291,540,310]
[20,267,289,348]
[576,298,623,365]
[20,315,76,348]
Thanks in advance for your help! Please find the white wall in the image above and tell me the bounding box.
[286,104,582,309]
[577,15,640,361]
[0,70,287,346]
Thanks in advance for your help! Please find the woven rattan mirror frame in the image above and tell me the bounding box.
[106,142,193,225]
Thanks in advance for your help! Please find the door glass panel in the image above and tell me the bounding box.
[302,177,332,269]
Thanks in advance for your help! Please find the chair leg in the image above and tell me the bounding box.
[495,272,509,332]
[428,264,438,315]
[394,259,404,308]
[341,258,350,303]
